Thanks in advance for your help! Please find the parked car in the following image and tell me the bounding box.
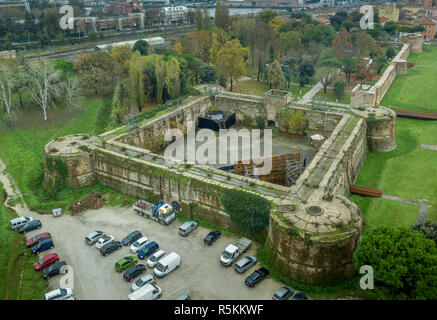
[100,241,122,256]
[204,230,221,245]
[138,241,159,260]
[153,252,180,278]
[10,216,34,230]
[32,238,54,255]
[245,267,269,288]
[115,256,138,272]
[123,264,146,282]
[95,235,114,249]
[128,284,161,300]
[34,253,59,271]
[18,219,42,234]
[234,256,257,274]
[122,231,142,246]
[176,294,191,300]
[146,250,165,268]
[290,292,308,300]
[26,232,51,247]
[273,286,295,300]
[131,273,156,292]
[179,221,198,236]
[43,261,67,279]
[85,231,105,245]
[45,288,74,300]
[130,237,148,253]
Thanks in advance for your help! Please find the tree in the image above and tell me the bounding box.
[182,30,211,62]
[24,59,61,121]
[267,60,285,89]
[127,56,145,112]
[202,6,210,30]
[200,65,216,83]
[279,31,303,58]
[74,51,121,96]
[298,61,315,87]
[216,39,249,91]
[133,40,149,56]
[268,17,285,36]
[318,58,341,93]
[209,27,229,65]
[331,27,352,59]
[333,81,345,100]
[110,44,134,77]
[287,111,307,135]
[257,9,277,24]
[413,221,437,246]
[165,57,181,99]
[153,55,166,104]
[0,61,18,123]
[341,57,356,83]
[386,47,396,60]
[195,7,203,30]
[173,41,183,55]
[353,226,437,299]
[221,189,271,236]
[62,73,81,111]
[215,1,229,31]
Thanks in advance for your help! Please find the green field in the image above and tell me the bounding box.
[314,88,351,105]
[381,46,437,112]
[350,117,437,229]
[0,182,46,299]
[233,79,312,99]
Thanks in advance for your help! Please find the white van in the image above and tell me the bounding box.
[127,284,162,300]
[153,252,180,278]
[10,217,34,230]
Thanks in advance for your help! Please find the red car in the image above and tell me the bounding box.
[26,233,51,248]
[34,253,59,271]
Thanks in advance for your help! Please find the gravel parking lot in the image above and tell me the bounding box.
[22,206,284,300]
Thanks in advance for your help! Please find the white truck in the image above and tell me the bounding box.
[132,200,176,225]
[220,237,252,266]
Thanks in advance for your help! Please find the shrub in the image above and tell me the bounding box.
[333,81,345,100]
[413,221,437,245]
[221,189,271,235]
[255,115,266,129]
[287,111,307,135]
[242,114,253,126]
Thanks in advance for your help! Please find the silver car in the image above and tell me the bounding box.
[273,286,295,300]
[85,231,105,245]
[131,273,156,292]
[178,221,198,236]
[234,256,257,273]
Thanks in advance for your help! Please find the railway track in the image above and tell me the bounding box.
[20,25,194,62]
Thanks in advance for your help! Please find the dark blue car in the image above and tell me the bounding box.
[18,220,42,234]
[138,241,159,259]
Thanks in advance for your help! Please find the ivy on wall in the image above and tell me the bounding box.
[221,188,271,236]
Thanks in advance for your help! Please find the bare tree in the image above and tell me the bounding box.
[24,59,61,121]
[63,74,81,111]
[0,61,17,123]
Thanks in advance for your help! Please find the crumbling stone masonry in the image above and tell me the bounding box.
[44,90,397,285]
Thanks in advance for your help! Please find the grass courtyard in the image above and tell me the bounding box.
[350,118,437,230]
[381,46,437,112]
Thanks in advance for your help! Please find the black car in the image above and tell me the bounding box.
[291,292,308,300]
[18,220,42,234]
[204,230,221,245]
[245,267,269,288]
[43,261,67,279]
[122,231,142,246]
[123,264,146,282]
[100,241,122,256]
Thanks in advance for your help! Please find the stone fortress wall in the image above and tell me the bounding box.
[43,88,397,285]
[350,34,423,107]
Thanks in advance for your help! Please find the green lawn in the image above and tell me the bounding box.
[350,117,437,229]
[0,182,46,300]
[233,80,312,99]
[314,88,351,104]
[381,46,437,112]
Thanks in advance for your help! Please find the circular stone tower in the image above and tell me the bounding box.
[266,196,362,285]
[44,134,99,189]
[365,107,397,153]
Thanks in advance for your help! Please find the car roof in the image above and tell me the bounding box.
[136,237,147,242]
[152,250,165,256]
[276,286,292,296]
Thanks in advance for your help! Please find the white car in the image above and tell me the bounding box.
[146,250,165,268]
[130,236,148,253]
[45,288,74,300]
[131,273,156,292]
[95,235,115,249]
